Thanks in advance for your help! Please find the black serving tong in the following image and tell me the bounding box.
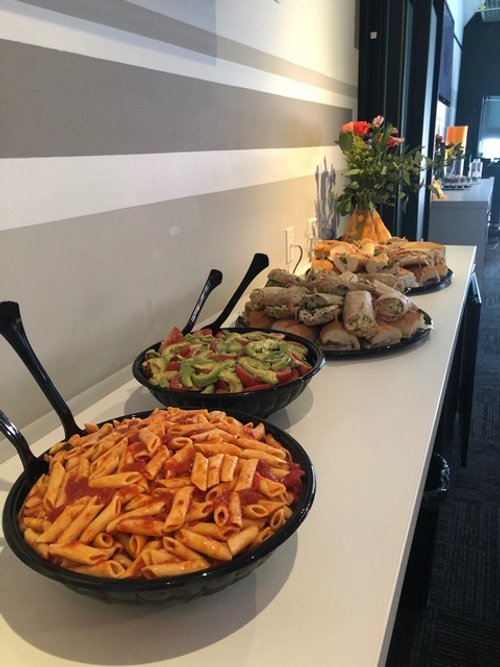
[0,301,85,439]
[0,410,49,485]
[181,268,223,336]
[204,253,269,333]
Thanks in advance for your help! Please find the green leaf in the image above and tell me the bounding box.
[338,132,354,153]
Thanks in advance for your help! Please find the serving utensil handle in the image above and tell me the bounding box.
[0,410,49,485]
[0,301,84,439]
[181,268,223,336]
[205,253,269,332]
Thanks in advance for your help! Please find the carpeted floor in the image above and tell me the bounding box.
[386,242,500,667]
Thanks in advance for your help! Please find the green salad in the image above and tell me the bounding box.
[141,327,313,394]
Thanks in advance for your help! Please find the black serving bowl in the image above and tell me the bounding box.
[3,409,316,604]
[132,327,325,419]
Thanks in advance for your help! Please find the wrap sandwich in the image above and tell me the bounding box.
[342,290,378,338]
[373,280,412,322]
[298,293,343,326]
[248,285,309,318]
[305,273,351,296]
[265,268,305,288]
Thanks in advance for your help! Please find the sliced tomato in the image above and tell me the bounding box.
[166,361,181,371]
[245,383,272,391]
[296,362,312,377]
[210,353,236,361]
[158,327,184,353]
[276,367,293,384]
[234,364,259,387]
[168,374,184,390]
[214,379,230,392]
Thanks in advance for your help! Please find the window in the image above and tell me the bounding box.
[478,96,500,159]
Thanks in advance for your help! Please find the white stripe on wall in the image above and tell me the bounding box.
[0,1,356,109]
[0,146,341,231]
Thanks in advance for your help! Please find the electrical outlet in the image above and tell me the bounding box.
[285,226,294,264]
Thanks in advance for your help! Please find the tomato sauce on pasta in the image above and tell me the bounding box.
[17,407,304,580]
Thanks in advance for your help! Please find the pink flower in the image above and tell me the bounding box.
[387,136,405,146]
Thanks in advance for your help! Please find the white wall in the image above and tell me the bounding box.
[0,0,358,433]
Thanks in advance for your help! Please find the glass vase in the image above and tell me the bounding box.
[343,206,391,242]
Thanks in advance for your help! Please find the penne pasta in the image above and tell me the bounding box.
[16,407,304,580]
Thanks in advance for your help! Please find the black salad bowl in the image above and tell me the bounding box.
[2,409,316,604]
[132,327,325,419]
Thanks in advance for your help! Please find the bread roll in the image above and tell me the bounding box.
[310,258,335,274]
[391,310,427,337]
[332,253,367,273]
[366,322,402,347]
[244,307,275,329]
[270,318,319,342]
[319,320,361,350]
[410,264,440,285]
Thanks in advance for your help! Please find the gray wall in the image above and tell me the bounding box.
[0,0,358,431]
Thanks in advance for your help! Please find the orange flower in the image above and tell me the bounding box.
[342,120,370,136]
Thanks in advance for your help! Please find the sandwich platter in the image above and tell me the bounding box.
[239,266,435,360]
[236,310,433,360]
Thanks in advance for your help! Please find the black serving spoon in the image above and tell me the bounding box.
[204,253,269,333]
[181,268,223,336]
[0,410,49,486]
[0,301,85,439]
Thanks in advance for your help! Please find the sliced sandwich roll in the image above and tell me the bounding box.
[270,318,319,342]
[319,319,361,350]
[410,264,440,285]
[244,305,275,329]
[332,253,368,273]
[310,259,336,274]
[366,322,402,347]
[365,253,391,273]
[391,310,428,337]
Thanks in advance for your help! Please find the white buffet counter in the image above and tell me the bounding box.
[429,177,493,286]
[0,246,476,667]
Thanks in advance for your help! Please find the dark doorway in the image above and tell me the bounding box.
[358,0,444,239]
